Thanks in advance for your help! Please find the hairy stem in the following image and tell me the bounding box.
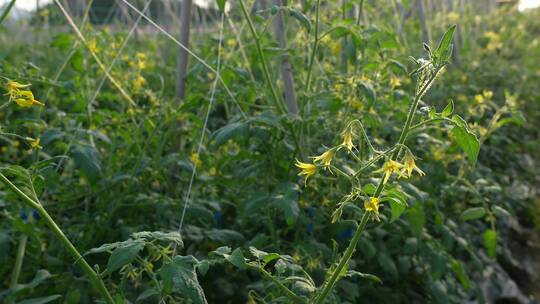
[7,234,27,304]
[0,173,115,304]
[314,212,370,303]
[315,66,442,303]
[248,264,308,304]
[238,0,286,114]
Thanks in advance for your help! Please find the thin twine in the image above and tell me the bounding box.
[172,13,225,257]
[87,0,154,112]
[119,0,246,118]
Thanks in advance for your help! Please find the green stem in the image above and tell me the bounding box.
[315,66,443,303]
[408,117,453,132]
[238,0,305,159]
[247,264,307,304]
[7,234,27,304]
[0,173,115,304]
[238,0,286,114]
[314,212,370,303]
[0,0,16,25]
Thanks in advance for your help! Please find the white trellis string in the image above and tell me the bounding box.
[87,0,154,112]
[172,12,226,256]
[53,0,136,106]
[120,0,247,118]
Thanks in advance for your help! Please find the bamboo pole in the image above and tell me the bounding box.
[273,0,299,115]
[175,0,193,103]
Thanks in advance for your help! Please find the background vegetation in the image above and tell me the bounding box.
[1,0,539,303]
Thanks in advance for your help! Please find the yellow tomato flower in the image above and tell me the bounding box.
[311,149,335,168]
[14,90,44,108]
[341,126,355,151]
[306,257,321,271]
[5,80,31,100]
[88,38,98,53]
[364,197,381,221]
[133,75,146,91]
[483,90,493,99]
[190,152,202,167]
[7,80,30,91]
[374,159,406,184]
[390,76,401,88]
[474,94,485,104]
[401,154,425,178]
[25,137,42,149]
[295,159,317,186]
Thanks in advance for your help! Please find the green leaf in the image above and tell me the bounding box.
[406,203,425,237]
[211,246,232,257]
[450,259,470,289]
[433,25,456,65]
[136,288,159,303]
[159,256,208,304]
[0,270,53,297]
[273,182,300,226]
[382,196,407,222]
[212,121,248,147]
[492,206,511,217]
[377,252,398,280]
[18,295,62,304]
[483,229,497,258]
[460,207,486,221]
[106,239,145,274]
[227,248,246,270]
[441,100,454,117]
[451,120,480,165]
[51,33,73,50]
[288,8,311,32]
[70,144,102,179]
[346,270,383,284]
[70,50,84,72]
[131,231,183,247]
[430,253,447,280]
[216,0,226,13]
[357,81,376,104]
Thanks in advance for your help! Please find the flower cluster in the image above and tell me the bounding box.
[5,81,44,108]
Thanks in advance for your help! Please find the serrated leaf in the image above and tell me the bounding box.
[227,248,247,269]
[211,246,232,257]
[273,182,300,226]
[70,144,102,179]
[441,100,454,117]
[212,121,248,147]
[433,25,456,65]
[159,256,207,304]
[387,197,407,222]
[131,231,183,247]
[106,239,145,274]
[451,124,480,166]
[460,207,485,221]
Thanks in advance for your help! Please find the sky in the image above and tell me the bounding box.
[0,0,539,12]
[1,0,52,11]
